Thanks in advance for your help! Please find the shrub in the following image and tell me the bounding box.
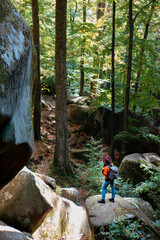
[98,215,155,240]
[134,164,160,218]
[114,126,160,145]
[114,177,139,198]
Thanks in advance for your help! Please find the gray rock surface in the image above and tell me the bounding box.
[86,194,155,230]
[0,0,33,189]
[0,225,33,240]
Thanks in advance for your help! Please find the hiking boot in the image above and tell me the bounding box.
[98,199,105,204]
[109,198,115,202]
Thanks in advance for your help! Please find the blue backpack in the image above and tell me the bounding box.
[108,165,118,180]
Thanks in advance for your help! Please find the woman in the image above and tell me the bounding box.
[98,155,115,203]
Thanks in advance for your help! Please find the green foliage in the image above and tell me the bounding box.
[98,215,155,240]
[77,137,104,195]
[11,0,160,113]
[114,177,139,198]
[134,164,160,216]
[41,75,55,94]
[114,126,160,145]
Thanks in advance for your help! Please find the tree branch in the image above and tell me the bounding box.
[133,0,156,22]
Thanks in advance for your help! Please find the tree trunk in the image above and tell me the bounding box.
[90,1,105,98]
[110,1,116,160]
[80,0,86,96]
[124,0,133,131]
[32,0,41,140]
[134,0,156,110]
[54,0,70,174]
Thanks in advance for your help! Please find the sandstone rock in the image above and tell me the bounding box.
[86,194,155,232]
[0,167,54,234]
[124,197,155,223]
[33,197,95,240]
[0,0,33,189]
[68,104,91,125]
[119,153,158,184]
[0,225,33,240]
[0,220,7,226]
[70,149,90,161]
[60,187,79,203]
[82,107,160,155]
[142,153,160,167]
[35,173,57,190]
[67,96,91,105]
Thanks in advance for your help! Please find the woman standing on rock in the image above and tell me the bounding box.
[98,155,115,203]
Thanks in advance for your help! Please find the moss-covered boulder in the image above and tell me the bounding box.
[0,0,33,189]
[119,153,159,184]
[68,104,91,125]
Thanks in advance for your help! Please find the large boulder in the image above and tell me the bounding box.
[68,104,91,125]
[0,0,33,189]
[0,167,94,239]
[33,197,95,240]
[119,153,159,184]
[70,105,160,155]
[70,149,90,162]
[142,153,160,167]
[35,173,57,190]
[67,96,91,105]
[0,167,53,234]
[60,187,79,203]
[86,194,156,236]
[0,225,33,240]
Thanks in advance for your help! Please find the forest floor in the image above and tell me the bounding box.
[27,94,116,204]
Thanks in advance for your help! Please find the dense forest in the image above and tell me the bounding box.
[6,0,160,239]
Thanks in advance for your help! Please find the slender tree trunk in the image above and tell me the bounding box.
[124,0,133,131]
[111,1,116,160]
[32,0,41,140]
[69,1,77,31]
[54,0,70,174]
[90,1,105,98]
[80,0,86,96]
[134,0,156,110]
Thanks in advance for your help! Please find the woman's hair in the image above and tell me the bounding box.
[102,155,112,166]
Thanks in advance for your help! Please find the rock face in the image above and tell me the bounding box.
[86,194,155,233]
[0,0,33,189]
[0,167,53,234]
[68,104,160,155]
[33,197,95,240]
[119,153,159,184]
